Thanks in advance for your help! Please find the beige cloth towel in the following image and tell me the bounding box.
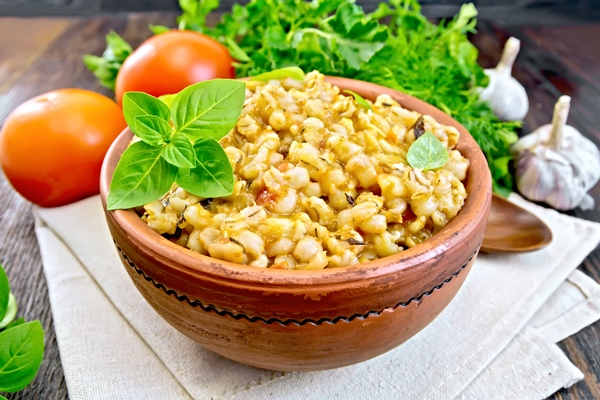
[34,194,600,400]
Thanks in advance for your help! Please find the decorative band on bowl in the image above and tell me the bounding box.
[114,241,478,326]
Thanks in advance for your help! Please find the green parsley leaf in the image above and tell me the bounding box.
[250,66,306,82]
[107,141,177,210]
[176,137,234,198]
[225,37,251,63]
[0,264,8,323]
[161,132,196,168]
[0,321,44,393]
[178,0,220,31]
[171,79,246,141]
[0,293,17,330]
[343,89,372,110]
[83,31,132,91]
[292,32,335,71]
[336,39,385,70]
[133,115,172,146]
[406,131,449,171]
[180,0,519,194]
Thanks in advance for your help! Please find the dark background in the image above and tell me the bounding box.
[1,0,600,23]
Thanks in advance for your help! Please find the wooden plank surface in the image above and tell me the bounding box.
[0,13,599,400]
[0,13,176,400]
[0,18,71,93]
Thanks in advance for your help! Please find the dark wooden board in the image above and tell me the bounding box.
[2,0,600,22]
[0,13,599,400]
[0,13,175,400]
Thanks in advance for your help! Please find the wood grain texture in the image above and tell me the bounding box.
[0,13,598,399]
[0,18,71,93]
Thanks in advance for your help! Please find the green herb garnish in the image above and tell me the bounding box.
[250,67,306,83]
[343,90,372,110]
[0,264,45,396]
[0,265,8,322]
[406,131,449,171]
[170,79,245,141]
[84,0,520,194]
[158,94,176,107]
[83,31,132,91]
[149,24,171,35]
[107,79,245,210]
[0,293,16,329]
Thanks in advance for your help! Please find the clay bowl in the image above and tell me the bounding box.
[100,77,491,372]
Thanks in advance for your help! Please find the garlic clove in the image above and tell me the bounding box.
[579,194,595,211]
[479,37,529,122]
[512,95,600,211]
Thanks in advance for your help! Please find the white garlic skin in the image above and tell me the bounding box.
[479,37,529,122]
[480,71,529,121]
[513,96,600,211]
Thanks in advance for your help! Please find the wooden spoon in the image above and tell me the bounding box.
[481,194,553,253]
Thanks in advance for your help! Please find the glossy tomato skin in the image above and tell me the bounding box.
[115,31,235,103]
[0,89,126,207]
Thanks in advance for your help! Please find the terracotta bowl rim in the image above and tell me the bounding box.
[100,76,491,287]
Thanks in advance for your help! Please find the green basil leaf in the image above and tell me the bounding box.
[0,293,17,329]
[107,141,176,210]
[149,24,171,35]
[0,264,8,323]
[161,132,196,168]
[343,90,372,110]
[133,115,172,146]
[176,138,234,198]
[171,79,246,141]
[123,92,171,133]
[250,67,306,82]
[159,94,176,108]
[0,321,44,393]
[4,317,25,331]
[406,131,449,171]
[1,394,7,399]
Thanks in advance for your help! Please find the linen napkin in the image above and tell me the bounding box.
[33,194,600,400]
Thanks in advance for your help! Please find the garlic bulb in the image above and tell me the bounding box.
[512,96,600,211]
[479,37,529,121]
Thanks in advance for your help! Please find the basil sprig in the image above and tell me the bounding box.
[406,131,449,171]
[0,264,45,397]
[107,79,246,210]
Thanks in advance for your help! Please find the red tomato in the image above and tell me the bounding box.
[0,89,126,207]
[115,31,235,103]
